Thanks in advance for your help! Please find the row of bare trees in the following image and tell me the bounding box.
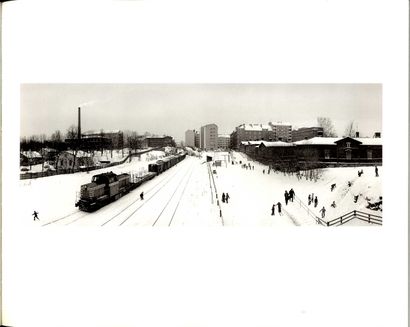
[317,117,359,138]
[21,125,153,152]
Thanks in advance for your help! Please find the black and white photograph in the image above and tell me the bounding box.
[2,1,408,327]
[20,84,383,227]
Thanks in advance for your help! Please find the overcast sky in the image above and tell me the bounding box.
[21,84,382,141]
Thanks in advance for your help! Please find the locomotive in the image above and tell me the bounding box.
[76,152,187,212]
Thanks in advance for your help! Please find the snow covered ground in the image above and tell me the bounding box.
[18,151,382,228]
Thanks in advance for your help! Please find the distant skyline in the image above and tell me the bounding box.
[21,84,382,142]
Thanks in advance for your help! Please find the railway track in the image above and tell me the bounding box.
[151,163,195,226]
[42,159,190,227]
[119,160,195,226]
[100,166,183,226]
[41,210,88,227]
[100,158,193,226]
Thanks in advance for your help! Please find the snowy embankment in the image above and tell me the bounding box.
[210,151,382,227]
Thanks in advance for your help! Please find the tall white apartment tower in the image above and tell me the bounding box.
[200,124,218,150]
[185,130,196,148]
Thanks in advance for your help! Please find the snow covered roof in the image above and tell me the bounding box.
[21,151,42,158]
[240,141,263,146]
[259,141,295,147]
[293,137,341,146]
[237,122,292,132]
[61,150,92,157]
[40,147,57,153]
[293,136,383,146]
[353,138,383,146]
[269,121,292,127]
[218,134,231,138]
[238,124,271,131]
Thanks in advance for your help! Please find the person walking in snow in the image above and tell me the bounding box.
[32,210,40,221]
[284,190,289,205]
[308,194,312,205]
[319,206,326,218]
[277,202,282,215]
[271,203,276,216]
[375,165,379,177]
[222,193,226,203]
[289,188,295,202]
[140,192,144,200]
[225,193,230,204]
[314,196,318,208]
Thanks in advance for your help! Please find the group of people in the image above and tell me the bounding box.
[241,163,254,170]
[308,194,318,207]
[221,192,230,203]
[284,188,295,205]
[271,201,282,216]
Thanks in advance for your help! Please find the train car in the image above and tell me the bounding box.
[148,160,164,174]
[76,171,134,212]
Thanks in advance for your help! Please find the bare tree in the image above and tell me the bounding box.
[317,117,337,137]
[344,121,357,138]
[66,125,78,140]
[51,130,62,143]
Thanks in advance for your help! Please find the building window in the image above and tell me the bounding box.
[324,150,330,159]
[346,142,351,148]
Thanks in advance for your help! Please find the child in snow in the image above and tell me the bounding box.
[375,165,379,177]
[314,196,318,208]
[319,206,326,218]
[271,203,275,216]
[331,183,336,192]
[330,201,336,208]
[225,193,230,203]
[308,194,312,205]
[140,192,144,200]
[32,210,40,221]
[222,193,226,203]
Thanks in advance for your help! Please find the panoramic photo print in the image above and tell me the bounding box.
[19,84,383,227]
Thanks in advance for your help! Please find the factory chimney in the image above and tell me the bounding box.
[78,107,81,140]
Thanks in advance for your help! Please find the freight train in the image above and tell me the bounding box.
[76,152,187,212]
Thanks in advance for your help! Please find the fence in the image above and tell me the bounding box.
[291,194,382,226]
[326,210,382,226]
[207,162,224,226]
[292,194,326,225]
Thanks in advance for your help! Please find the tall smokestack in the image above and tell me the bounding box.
[78,107,81,140]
